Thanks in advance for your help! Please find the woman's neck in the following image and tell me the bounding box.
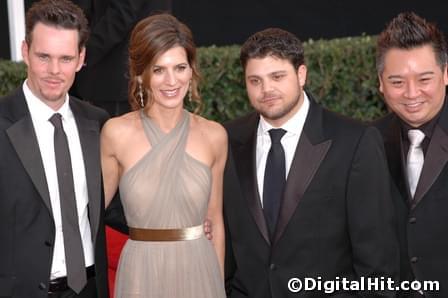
[144,105,184,133]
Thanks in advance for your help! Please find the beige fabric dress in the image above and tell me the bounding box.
[114,110,225,298]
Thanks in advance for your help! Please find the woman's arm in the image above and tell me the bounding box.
[206,122,228,278]
[100,119,121,208]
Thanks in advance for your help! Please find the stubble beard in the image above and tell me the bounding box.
[257,93,302,122]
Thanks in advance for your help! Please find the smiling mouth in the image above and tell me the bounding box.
[403,101,424,108]
[160,88,180,97]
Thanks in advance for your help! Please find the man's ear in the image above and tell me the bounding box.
[76,46,86,72]
[21,40,30,66]
[297,64,307,87]
[378,74,384,93]
[443,65,448,86]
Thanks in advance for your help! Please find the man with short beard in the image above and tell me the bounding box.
[223,28,399,297]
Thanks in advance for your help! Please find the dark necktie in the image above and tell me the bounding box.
[263,128,287,237]
[49,113,87,293]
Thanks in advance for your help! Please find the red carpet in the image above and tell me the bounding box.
[105,226,128,298]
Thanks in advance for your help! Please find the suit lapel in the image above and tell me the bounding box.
[5,89,52,214]
[7,116,53,213]
[412,122,448,208]
[70,99,102,242]
[230,114,271,245]
[382,115,410,203]
[274,98,331,244]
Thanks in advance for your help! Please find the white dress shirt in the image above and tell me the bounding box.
[23,81,94,279]
[256,92,310,205]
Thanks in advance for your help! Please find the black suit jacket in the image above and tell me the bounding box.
[374,99,448,298]
[0,88,109,298]
[70,0,171,105]
[224,96,399,298]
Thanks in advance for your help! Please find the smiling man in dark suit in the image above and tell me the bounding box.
[373,12,448,298]
[0,0,109,297]
[223,28,399,297]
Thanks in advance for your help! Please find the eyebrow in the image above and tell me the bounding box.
[153,62,189,68]
[34,51,76,58]
[387,71,435,80]
[246,70,288,78]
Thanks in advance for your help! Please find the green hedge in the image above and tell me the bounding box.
[0,35,387,122]
[0,60,26,97]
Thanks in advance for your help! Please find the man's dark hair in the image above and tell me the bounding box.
[240,28,305,71]
[25,0,89,51]
[376,12,447,74]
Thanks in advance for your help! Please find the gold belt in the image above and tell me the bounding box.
[129,224,203,241]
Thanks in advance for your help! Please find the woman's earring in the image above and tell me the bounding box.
[137,76,144,108]
[188,80,192,102]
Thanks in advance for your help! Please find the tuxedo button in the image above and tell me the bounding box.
[269,263,276,270]
[410,257,418,263]
[409,217,417,224]
[38,282,46,290]
[44,240,52,247]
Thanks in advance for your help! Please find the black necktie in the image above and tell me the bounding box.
[263,128,287,237]
[49,113,87,293]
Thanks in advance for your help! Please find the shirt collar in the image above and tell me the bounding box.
[258,91,310,136]
[399,101,444,140]
[23,80,72,123]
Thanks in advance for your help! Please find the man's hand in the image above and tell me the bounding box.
[204,218,213,240]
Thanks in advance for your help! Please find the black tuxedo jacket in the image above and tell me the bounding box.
[374,99,448,298]
[70,0,171,105]
[224,96,399,298]
[0,88,109,298]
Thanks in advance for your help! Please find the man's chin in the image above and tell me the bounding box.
[258,106,288,120]
[42,93,66,103]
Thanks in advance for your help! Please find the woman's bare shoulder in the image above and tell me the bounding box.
[102,110,142,142]
[191,114,227,149]
[103,111,141,132]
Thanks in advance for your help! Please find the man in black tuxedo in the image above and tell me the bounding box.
[70,0,171,116]
[0,0,109,297]
[373,12,448,297]
[223,28,399,297]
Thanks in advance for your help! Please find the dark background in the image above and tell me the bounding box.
[1,0,447,59]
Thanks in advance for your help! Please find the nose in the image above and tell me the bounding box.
[165,70,177,86]
[261,80,274,93]
[404,80,420,99]
[47,59,60,75]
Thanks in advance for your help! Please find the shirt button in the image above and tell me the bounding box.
[269,263,276,270]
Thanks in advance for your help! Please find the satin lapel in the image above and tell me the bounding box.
[274,97,331,244]
[7,115,52,214]
[382,116,410,203]
[412,125,448,208]
[274,133,331,244]
[71,101,102,243]
[231,116,270,245]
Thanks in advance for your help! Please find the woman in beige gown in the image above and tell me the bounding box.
[101,14,227,298]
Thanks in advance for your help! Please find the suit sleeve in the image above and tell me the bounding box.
[104,193,129,234]
[223,144,237,296]
[346,126,400,298]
